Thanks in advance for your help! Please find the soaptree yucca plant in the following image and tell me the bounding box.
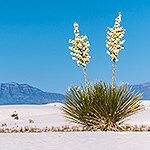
[62,82,143,131]
[106,12,125,89]
[62,86,94,127]
[91,82,143,131]
[69,22,91,94]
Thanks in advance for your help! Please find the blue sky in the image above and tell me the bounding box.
[0,0,149,94]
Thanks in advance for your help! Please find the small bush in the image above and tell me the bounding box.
[62,82,143,131]
[29,119,34,123]
[11,111,19,120]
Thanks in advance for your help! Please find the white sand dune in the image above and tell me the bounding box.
[0,103,76,128]
[0,100,150,150]
[124,101,150,125]
[1,132,150,150]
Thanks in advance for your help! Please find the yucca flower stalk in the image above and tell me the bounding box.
[106,12,125,89]
[69,22,91,93]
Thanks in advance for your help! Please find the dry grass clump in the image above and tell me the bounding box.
[0,126,83,133]
[122,124,150,132]
[1,124,150,133]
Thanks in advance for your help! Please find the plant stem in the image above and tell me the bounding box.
[83,66,88,94]
[112,61,116,89]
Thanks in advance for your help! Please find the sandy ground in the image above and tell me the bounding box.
[0,100,150,150]
[0,132,150,150]
[0,103,76,128]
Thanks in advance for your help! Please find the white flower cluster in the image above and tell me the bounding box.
[106,12,125,62]
[69,22,91,67]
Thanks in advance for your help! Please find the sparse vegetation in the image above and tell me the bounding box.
[11,111,19,120]
[1,123,7,127]
[29,119,34,123]
[63,82,143,131]
[1,124,150,133]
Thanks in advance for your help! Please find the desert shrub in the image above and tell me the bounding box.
[1,123,7,127]
[29,119,34,123]
[11,111,19,120]
[62,82,143,131]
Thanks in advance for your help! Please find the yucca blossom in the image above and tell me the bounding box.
[69,22,91,93]
[106,12,125,88]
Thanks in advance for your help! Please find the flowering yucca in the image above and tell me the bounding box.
[69,22,91,67]
[69,22,91,93]
[106,12,125,88]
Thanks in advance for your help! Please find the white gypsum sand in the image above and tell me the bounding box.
[0,132,150,150]
[0,100,150,150]
[0,101,149,129]
[0,103,76,129]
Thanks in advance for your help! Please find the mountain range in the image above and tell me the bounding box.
[0,82,65,105]
[131,82,150,100]
[0,82,150,105]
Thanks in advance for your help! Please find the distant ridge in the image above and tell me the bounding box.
[0,82,149,105]
[131,82,150,100]
[0,82,65,105]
